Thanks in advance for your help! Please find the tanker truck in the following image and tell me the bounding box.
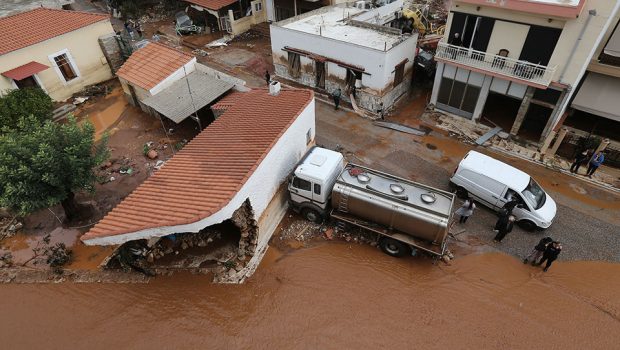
[288,147,455,258]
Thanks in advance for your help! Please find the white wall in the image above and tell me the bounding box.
[271,25,405,90]
[149,57,197,95]
[83,96,316,246]
[486,21,530,60]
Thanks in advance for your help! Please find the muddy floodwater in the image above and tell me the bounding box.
[1,243,619,349]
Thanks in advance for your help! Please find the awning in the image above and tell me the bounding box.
[1,61,49,80]
[142,70,234,123]
[572,72,620,122]
[604,27,620,57]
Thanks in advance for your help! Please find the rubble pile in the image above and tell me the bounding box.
[278,216,380,247]
[231,199,259,260]
[98,156,139,183]
[147,230,222,262]
[0,217,22,240]
[0,252,13,268]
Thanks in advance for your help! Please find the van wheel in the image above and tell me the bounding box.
[518,220,537,231]
[455,186,468,199]
[302,208,322,223]
[379,238,410,258]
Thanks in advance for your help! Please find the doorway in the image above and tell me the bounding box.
[518,104,552,142]
[480,92,521,130]
[15,76,39,89]
[315,61,326,89]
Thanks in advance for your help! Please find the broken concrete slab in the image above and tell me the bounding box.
[373,121,428,136]
[476,126,503,145]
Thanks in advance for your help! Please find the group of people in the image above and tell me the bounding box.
[523,237,563,272]
[570,148,606,178]
[123,19,143,39]
[454,194,562,272]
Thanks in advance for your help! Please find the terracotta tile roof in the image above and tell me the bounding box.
[0,8,109,56]
[1,61,49,80]
[82,88,314,242]
[211,91,245,110]
[116,42,195,91]
[184,0,238,10]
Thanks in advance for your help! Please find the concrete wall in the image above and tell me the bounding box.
[84,96,316,246]
[0,20,115,102]
[149,58,197,95]
[228,0,267,35]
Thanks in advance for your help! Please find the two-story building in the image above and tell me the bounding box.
[560,12,620,167]
[271,1,418,112]
[430,0,620,146]
[0,8,116,102]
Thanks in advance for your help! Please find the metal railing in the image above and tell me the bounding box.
[435,42,556,87]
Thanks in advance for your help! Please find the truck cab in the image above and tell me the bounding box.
[288,147,345,222]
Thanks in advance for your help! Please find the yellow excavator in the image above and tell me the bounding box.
[402,8,445,36]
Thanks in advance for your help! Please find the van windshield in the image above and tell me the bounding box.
[521,179,546,210]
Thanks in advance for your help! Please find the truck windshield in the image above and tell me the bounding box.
[521,179,546,210]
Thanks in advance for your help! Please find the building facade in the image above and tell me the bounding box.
[271,1,418,112]
[0,8,116,102]
[183,0,267,35]
[430,0,620,146]
[560,12,620,166]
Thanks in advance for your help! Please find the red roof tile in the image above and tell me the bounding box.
[211,91,245,110]
[116,42,195,91]
[82,88,314,242]
[1,61,49,80]
[184,0,238,10]
[0,8,109,56]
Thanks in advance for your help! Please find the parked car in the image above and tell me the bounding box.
[450,150,557,230]
[175,11,202,35]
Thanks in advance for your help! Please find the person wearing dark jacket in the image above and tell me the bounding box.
[523,237,553,265]
[493,215,515,242]
[265,70,272,85]
[570,149,591,174]
[536,241,562,272]
[493,208,510,232]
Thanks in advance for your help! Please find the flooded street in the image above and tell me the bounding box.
[1,243,619,349]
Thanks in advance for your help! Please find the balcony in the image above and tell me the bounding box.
[435,42,557,88]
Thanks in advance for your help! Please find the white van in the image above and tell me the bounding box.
[450,151,557,230]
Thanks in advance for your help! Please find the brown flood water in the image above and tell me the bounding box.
[1,243,619,349]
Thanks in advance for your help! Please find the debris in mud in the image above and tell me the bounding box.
[0,252,13,268]
[147,149,159,159]
[374,120,428,136]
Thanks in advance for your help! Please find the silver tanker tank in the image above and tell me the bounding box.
[331,164,455,245]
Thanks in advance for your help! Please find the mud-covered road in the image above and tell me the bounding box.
[1,244,619,349]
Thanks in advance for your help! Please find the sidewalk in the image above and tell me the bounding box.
[431,112,620,194]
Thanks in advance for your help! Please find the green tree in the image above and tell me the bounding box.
[0,116,109,220]
[0,88,53,132]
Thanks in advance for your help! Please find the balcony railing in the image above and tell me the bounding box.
[435,42,556,87]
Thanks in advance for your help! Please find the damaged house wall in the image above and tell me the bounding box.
[270,5,417,111]
[82,97,316,248]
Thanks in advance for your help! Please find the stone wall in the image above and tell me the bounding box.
[98,34,124,74]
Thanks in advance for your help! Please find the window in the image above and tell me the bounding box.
[53,52,78,82]
[345,69,362,93]
[393,61,405,87]
[306,128,312,145]
[314,184,321,195]
[254,2,262,12]
[287,52,301,78]
[521,178,546,210]
[292,177,311,191]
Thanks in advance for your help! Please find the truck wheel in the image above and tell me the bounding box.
[302,208,322,223]
[379,238,410,258]
[518,220,537,231]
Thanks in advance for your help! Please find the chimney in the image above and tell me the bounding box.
[269,81,281,96]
